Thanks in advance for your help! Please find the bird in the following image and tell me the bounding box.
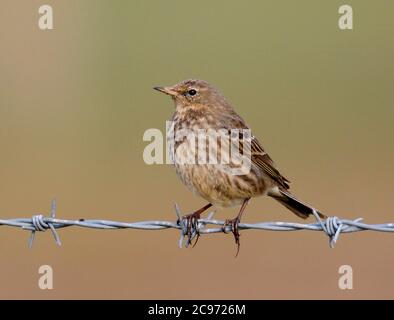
[154,79,326,254]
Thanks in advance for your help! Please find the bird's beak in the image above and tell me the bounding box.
[153,86,177,96]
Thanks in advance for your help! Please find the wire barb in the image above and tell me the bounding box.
[0,199,393,249]
[311,208,363,248]
[24,199,62,248]
[175,203,215,248]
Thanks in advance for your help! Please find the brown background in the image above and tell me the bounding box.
[0,0,393,299]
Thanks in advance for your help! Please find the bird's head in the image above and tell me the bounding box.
[154,79,230,110]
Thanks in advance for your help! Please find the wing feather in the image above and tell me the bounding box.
[250,136,290,189]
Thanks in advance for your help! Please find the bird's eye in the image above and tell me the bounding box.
[188,89,197,96]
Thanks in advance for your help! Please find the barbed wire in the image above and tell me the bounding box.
[0,199,393,249]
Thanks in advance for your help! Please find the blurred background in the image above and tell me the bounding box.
[0,0,393,299]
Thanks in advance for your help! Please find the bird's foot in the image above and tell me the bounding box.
[180,211,202,247]
[175,203,213,248]
[222,217,241,257]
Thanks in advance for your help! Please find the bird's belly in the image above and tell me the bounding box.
[171,127,269,207]
[174,163,267,207]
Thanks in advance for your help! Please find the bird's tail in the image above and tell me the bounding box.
[269,189,326,219]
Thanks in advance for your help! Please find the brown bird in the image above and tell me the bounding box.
[154,79,325,254]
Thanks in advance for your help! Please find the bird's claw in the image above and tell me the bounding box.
[222,218,241,257]
[180,211,201,247]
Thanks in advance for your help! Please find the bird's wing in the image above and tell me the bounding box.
[250,136,290,189]
[220,110,290,189]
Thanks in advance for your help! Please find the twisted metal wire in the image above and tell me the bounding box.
[0,199,393,248]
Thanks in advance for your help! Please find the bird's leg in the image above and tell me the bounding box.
[179,203,212,246]
[222,198,250,256]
